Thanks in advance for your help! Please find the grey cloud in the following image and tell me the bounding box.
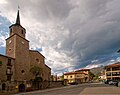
[5,0,73,22]
[58,0,120,67]
[1,0,120,72]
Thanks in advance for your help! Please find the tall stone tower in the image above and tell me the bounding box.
[6,10,30,81]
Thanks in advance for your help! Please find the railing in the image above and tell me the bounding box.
[6,71,13,75]
[106,74,111,76]
[7,62,12,66]
[112,74,120,76]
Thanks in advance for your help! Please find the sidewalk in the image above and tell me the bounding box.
[80,86,120,95]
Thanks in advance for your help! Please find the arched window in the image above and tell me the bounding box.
[36,58,39,63]
[10,29,12,32]
[10,29,12,35]
[21,30,24,34]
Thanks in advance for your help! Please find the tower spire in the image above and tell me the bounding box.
[16,7,20,25]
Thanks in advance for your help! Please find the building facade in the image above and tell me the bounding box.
[104,62,120,81]
[64,69,90,84]
[0,10,51,92]
[0,54,15,82]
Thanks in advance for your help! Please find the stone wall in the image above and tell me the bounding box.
[49,81,64,88]
[0,55,15,82]
[0,81,64,94]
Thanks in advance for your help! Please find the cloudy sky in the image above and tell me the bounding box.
[1,0,120,74]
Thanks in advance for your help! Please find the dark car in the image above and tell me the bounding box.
[69,82,78,85]
[104,80,112,84]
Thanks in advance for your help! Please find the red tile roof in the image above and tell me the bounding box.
[105,62,120,68]
[64,71,87,75]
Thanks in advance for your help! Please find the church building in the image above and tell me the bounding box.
[0,10,51,91]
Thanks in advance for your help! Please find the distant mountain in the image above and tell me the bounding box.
[85,63,103,69]
[90,66,104,75]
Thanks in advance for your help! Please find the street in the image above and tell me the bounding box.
[15,83,120,95]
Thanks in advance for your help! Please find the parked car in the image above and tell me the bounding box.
[108,80,118,85]
[104,80,112,84]
[69,82,78,85]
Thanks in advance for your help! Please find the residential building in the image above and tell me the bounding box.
[57,76,63,81]
[64,69,90,84]
[104,62,120,81]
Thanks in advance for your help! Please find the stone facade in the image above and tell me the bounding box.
[29,50,51,81]
[6,33,30,81]
[0,54,15,82]
[0,10,51,92]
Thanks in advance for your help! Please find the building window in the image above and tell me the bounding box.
[117,72,120,74]
[7,59,11,66]
[107,72,111,76]
[70,76,72,78]
[7,75,11,81]
[10,29,12,32]
[21,30,23,34]
[0,61,2,66]
[77,75,80,77]
[21,70,25,75]
[107,68,110,71]
[36,58,39,63]
[112,67,120,71]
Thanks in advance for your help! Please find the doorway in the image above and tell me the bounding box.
[2,83,6,90]
[18,84,25,92]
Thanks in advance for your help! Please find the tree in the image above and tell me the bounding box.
[89,71,95,80]
[30,66,43,81]
[30,66,43,90]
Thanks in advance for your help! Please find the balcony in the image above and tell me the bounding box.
[112,74,120,76]
[6,71,13,75]
[107,74,111,76]
[112,68,120,71]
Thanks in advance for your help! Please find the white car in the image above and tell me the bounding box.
[108,80,118,85]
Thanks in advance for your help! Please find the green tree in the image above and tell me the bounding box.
[30,66,43,81]
[30,66,43,90]
[89,71,95,80]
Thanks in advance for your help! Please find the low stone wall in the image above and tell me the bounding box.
[49,81,64,88]
[0,81,64,94]
[32,81,64,90]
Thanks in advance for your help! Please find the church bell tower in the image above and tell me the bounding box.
[6,10,30,81]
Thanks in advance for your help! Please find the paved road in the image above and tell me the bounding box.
[15,83,120,95]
